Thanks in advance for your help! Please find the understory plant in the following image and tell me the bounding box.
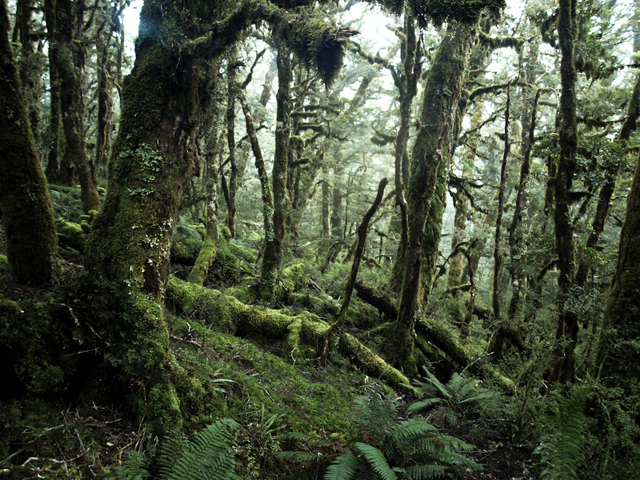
[279,386,482,480]
[408,367,493,427]
[536,385,593,480]
[110,418,239,480]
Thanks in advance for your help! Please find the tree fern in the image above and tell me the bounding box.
[538,386,593,480]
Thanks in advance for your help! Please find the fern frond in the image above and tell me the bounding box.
[111,451,151,480]
[403,464,448,480]
[352,392,398,441]
[158,434,190,479]
[354,442,397,480]
[406,398,443,414]
[415,368,451,400]
[324,452,360,480]
[540,385,593,480]
[159,419,238,480]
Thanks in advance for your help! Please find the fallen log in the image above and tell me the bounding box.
[351,282,514,392]
[166,277,410,390]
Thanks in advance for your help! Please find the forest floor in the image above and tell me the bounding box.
[0,194,546,479]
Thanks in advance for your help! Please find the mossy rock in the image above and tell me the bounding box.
[55,220,86,252]
[205,244,252,287]
[0,255,9,277]
[228,239,258,264]
[171,225,204,265]
[0,299,22,315]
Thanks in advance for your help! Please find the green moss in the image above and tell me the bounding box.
[0,299,22,315]
[0,298,81,397]
[206,244,252,287]
[171,225,204,265]
[56,220,86,251]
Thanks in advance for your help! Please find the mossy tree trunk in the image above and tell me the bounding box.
[12,0,43,148]
[392,23,473,373]
[221,51,240,238]
[420,168,446,305]
[95,11,118,183]
[0,0,59,285]
[389,11,420,292]
[596,153,640,396]
[448,100,482,292]
[260,48,292,301]
[492,85,510,321]
[55,0,101,212]
[322,162,331,237]
[43,0,62,182]
[549,0,579,383]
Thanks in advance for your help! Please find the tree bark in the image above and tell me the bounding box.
[596,154,640,395]
[549,0,579,383]
[492,85,510,321]
[392,23,473,373]
[259,48,292,301]
[55,0,101,212]
[0,0,59,285]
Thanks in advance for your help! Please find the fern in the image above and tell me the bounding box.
[402,464,448,480]
[110,451,151,480]
[324,453,360,480]
[112,419,239,480]
[354,443,397,480]
[538,386,593,480]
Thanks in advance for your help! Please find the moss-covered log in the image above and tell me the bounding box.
[0,0,59,285]
[165,277,410,389]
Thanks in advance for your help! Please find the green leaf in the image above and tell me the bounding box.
[324,453,360,480]
[355,442,397,480]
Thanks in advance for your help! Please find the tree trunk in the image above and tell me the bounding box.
[549,0,579,383]
[420,168,446,305]
[95,27,115,183]
[389,11,420,291]
[259,48,292,301]
[224,52,239,237]
[0,0,59,284]
[507,87,541,320]
[392,23,473,373]
[448,100,482,292]
[596,154,640,395]
[12,0,42,149]
[322,163,330,236]
[55,0,101,212]
[44,0,62,182]
[492,85,510,321]
[334,178,387,330]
